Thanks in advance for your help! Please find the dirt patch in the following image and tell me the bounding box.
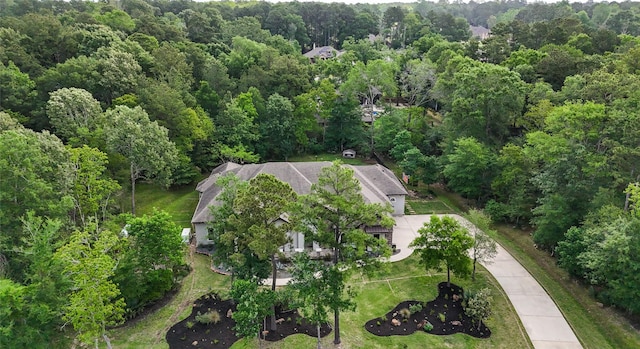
[364,282,491,338]
[166,293,331,349]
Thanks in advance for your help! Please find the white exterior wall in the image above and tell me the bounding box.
[282,231,305,252]
[194,223,213,246]
[388,195,405,216]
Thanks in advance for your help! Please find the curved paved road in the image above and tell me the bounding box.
[392,214,582,349]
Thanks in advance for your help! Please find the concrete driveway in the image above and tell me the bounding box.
[391,214,582,349]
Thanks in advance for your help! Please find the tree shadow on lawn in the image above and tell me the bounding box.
[365,282,491,338]
[165,293,331,349]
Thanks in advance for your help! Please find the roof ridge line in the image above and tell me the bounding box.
[348,165,389,203]
[287,162,314,188]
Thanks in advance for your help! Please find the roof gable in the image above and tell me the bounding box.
[191,161,407,224]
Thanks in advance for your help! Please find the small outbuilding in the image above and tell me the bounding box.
[342,149,356,158]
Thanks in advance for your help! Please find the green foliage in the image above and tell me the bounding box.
[423,321,434,332]
[465,288,492,330]
[436,60,526,147]
[95,9,136,33]
[373,112,404,153]
[292,161,393,344]
[399,308,411,319]
[230,279,274,339]
[69,146,121,227]
[443,137,496,200]
[465,210,498,281]
[400,58,437,107]
[207,173,269,282]
[114,209,185,314]
[230,173,296,290]
[256,93,297,160]
[341,60,397,106]
[0,128,74,256]
[0,61,36,116]
[389,130,414,161]
[0,279,32,348]
[46,88,103,144]
[55,229,125,347]
[409,302,423,314]
[438,312,446,322]
[288,253,335,347]
[0,214,68,348]
[214,97,259,151]
[195,310,221,325]
[104,105,178,214]
[325,97,367,153]
[410,216,474,286]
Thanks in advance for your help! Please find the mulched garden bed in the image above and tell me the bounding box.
[364,282,491,339]
[166,293,331,349]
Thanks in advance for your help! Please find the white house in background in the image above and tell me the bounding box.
[191,161,408,248]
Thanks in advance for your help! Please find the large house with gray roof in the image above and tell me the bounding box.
[191,161,408,250]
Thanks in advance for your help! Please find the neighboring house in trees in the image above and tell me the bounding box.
[303,45,344,63]
[191,161,407,248]
[361,103,384,124]
[470,25,491,40]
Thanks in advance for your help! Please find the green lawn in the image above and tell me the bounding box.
[406,199,454,214]
[107,178,639,349]
[119,182,201,227]
[288,153,372,165]
[107,248,531,349]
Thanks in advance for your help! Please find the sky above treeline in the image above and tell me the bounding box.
[259,0,604,4]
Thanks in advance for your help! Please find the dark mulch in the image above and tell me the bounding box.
[364,282,491,339]
[166,293,331,349]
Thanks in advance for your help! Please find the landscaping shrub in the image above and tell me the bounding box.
[423,321,434,332]
[399,308,411,319]
[195,310,221,324]
[409,303,423,314]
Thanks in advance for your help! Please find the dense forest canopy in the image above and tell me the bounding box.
[1,0,640,347]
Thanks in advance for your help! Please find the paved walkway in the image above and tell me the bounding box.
[393,214,582,349]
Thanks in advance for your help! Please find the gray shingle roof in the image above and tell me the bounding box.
[191,161,408,224]
[303,46,344,59]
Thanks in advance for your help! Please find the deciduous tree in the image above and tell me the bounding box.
[289,253,335,349]
[443,137,496,201]
[410,215,473,287]
[465,210,498,281]
[0,128,73,253]
[115,209,185,312]
[230,279,274,348]
[69,146,120,228]
[46,88,103,144]
[104,105,178,214]
[56,229,125,349]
